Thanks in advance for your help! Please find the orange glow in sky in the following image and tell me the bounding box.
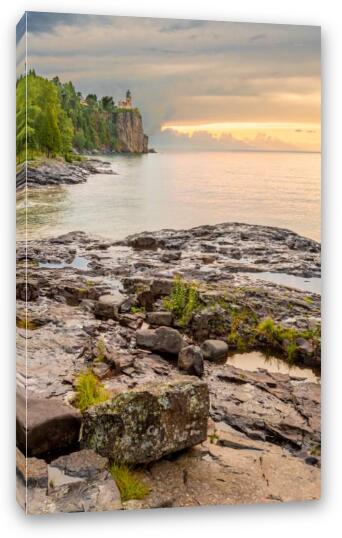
[161,121,321,152]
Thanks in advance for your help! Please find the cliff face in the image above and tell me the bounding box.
[115,109,148,153]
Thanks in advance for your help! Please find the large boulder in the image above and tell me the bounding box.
[136,326,183,355]
[16,391,81,456]
[81,378,209,465]
[178,345,204,377]
[202,339,228,362]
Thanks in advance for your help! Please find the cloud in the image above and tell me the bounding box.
[22,13,321,147]
[152,128,298,152]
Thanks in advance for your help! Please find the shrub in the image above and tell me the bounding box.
[110,464,150,502]
[163,276,200,327]
[74,370,109,411]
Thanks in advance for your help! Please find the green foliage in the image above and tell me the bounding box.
[16,72,73,162]
[130,305,145,314]
[163,276,200,327]
[256,318,302,361]
[110,464,150,502]
[74,370,109,412]
[16,71,123,163]
[208,429,220,444]
[227,307,258,351]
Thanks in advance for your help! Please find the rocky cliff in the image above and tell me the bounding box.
[115,109,148,153]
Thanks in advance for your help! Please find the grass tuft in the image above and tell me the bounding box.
[110,464,150,502]
[74,370,109,412]
[94,337,106,362]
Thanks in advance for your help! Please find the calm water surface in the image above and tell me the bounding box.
[227,351,319,383]
[17,151,321,241]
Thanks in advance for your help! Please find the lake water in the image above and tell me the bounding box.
[16,151,321,242]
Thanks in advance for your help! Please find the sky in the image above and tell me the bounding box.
[17,12,321,152]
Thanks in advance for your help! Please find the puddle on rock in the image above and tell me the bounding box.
[244,271,321,294]
[227,351,320,383]
[39,255,90,271]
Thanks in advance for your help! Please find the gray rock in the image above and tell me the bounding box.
[178,345,204,377]
[136,288,154,310]
[49,449,108,480]
[151,278,173,297]
[146,311,173,326]
[136,328,157,349]
[136,326,183,355]
[202,339,228,362]
[92,362,113,379]
[16,447,48,488]
[154,326,183,355]
[81,378,209,464]
[17,449,122,514]
[94,291,127,319]
[16,391,81,456]
[129,235,160,250]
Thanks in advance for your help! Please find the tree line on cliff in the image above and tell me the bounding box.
[16,71,131,163]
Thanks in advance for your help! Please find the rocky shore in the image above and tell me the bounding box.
[16,222,321,514]
[16,157,115,189]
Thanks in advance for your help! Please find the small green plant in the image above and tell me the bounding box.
[304,296,314,305]
[227,307,257,351]
[286,340,298,362]
[163,276,200,327]
[74,370,109,412]
[130,305,145,314]
[208,429,220,444]
[257,318,301,361]
[110,464,150,502]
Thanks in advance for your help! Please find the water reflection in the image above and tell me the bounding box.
[16,151,321,242]
[245,271,321,294]
[16,187,70,240]
[227,350,319,383]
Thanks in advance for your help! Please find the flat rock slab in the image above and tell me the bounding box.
[124,423,320,510]
[16,391,81,456]
[81,378,209,464]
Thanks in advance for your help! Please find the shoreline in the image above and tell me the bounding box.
[16,156,115,190]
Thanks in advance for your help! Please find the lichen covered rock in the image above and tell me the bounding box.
[81,378,209,464]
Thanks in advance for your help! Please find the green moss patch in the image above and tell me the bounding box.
[110,464,150,502]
